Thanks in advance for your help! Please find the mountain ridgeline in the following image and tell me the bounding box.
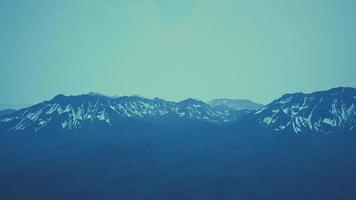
[1,87,356,200]
[0,94,250,132]
[0,87,355,134]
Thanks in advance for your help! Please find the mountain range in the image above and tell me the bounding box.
[0,87,355,134]
[1,87,356,200]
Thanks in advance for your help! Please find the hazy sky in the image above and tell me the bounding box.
[1,0,356,106]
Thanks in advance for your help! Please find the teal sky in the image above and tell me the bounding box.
[1,0,356,106]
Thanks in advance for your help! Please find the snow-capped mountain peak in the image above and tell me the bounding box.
[254,87,356,134]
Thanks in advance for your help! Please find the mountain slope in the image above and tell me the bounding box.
[253,87,356,134]
[0,109,16,117]
[2,120,356,200]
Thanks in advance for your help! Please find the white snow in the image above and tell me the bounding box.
[263,117,273,125]
[322,118,336,127]
[46,103,60,114]
[254,106,268,115]
[1,118,12,122]
[279,97,292,104]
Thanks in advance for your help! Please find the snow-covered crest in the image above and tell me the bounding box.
[254,87,356,134]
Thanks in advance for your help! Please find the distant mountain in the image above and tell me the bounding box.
[0,94,243,132]
[209,99,263,111]
[253,87,356,134]
[0,109,16,117]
